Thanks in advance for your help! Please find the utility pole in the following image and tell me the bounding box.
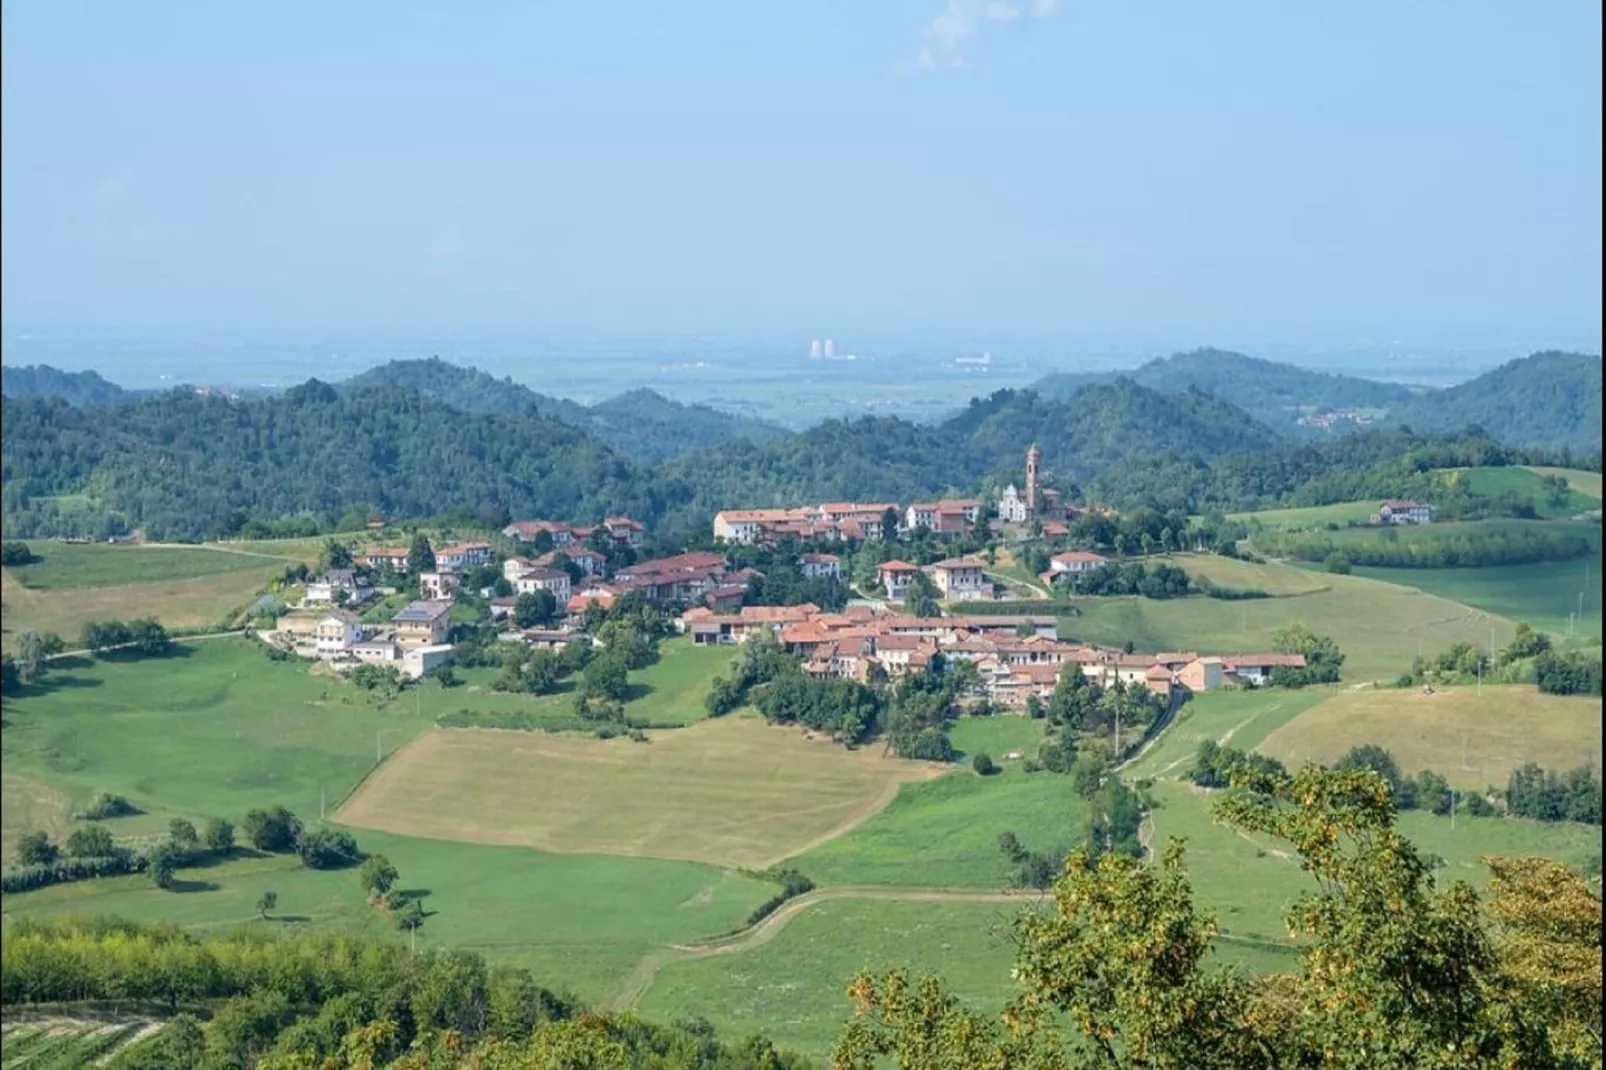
[1477,655,1482,695]
[1451,788,1457,831]
[1114,707,1121,759]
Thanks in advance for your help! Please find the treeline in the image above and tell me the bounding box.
[1,918,809,1069]
[1324,744,1600,825]
[1400,624,1601,696]
[1054,560,1191,599]
[1253,525,1594,569]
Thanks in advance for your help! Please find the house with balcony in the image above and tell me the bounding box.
[925,557,991,601]
[315,609,363,658]
[392,600,453,646]
[877,560,921,601]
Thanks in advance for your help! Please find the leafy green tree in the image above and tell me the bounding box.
[881,507,900,542]
[1333,743,1403,790]
[514,590,557,628]
[321,539,354,571]
[296,827,361,869]
[971,753,998,776]
[583,654,629,702]
[256,890,277,919]
[15,630,46,683]
[406,532,436,573]
[168,818,199,847]
[359,853,400,897]
[396,898,426,933]
[493,576,514,598]
[148,842,181,889]
[1324,551,1352,574]
[242,805,303,852]
[65,823,116,858]
[203,817,235,854]
[14,830,58,866]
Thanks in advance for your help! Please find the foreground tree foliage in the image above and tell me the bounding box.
[833,765,1603,1069]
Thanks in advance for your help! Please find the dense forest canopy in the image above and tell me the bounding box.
[1383,350,1603,451]
[0,364,145,407]
[2,355,1598,541]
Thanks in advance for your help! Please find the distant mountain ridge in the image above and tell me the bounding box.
[1383,351,1601,451]
[0,365,146,408]
[1031,348,1416,434]
[329,358,790,461]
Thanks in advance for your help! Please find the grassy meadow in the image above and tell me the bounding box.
[636,897,1030,1060]
[1447,466,1599,517]
[1228,499,1382,529]
[1527,466,1603,501]
[793,761,1086,888]
[1123,688,1331,782]
[0,542,296,654]
[1256,685,1604,789]
[1152,552,1330,596]
[337,718,943,869]
[1061,568,1517,683]
[1351,558,1601,641]
[0,829,771,1006]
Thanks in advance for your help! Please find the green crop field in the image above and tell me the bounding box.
[1152,553,1331,596]
[1351,559,1601,641]
[1256,685,1604,789]
[338,717,943,869]
[1527,466,1603,501]
[0,1019,152,1069]
[793,763,1086,888]
[1061,570,1517,683]
[1228,499,1383,530]
[1249,517,1600,561]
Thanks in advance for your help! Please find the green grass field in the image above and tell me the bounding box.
[1123,688,1331,782]
[1061,569,1517,683]
[0,829,771,1006]
[337,718,941,869]
[1228,500,1382,530]
[1527,467,1603,501]
[1,1020,151,1068]
[1351,559,1601,641]
[948,714,1046,761]
[1250,517,1599,563]
[1152,553,1331,596]
[1447,466,1599,518]
[793,763,1085,888]
[636,897,1029,1060]
[0,542,295,653]
[4,541,292,590]
[1256,685,1604,789]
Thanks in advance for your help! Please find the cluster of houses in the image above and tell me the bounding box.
[677,603,1305,707]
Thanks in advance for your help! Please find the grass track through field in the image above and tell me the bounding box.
[610,886,1038,1011]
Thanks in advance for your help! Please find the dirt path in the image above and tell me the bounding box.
[144,541,304,562]
[607,885,1038,1011]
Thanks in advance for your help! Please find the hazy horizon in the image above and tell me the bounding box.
[3,2,1601,351]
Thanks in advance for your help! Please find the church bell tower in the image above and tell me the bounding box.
[1025,443,1041,517]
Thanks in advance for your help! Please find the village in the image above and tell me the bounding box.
[262,444,1311,709]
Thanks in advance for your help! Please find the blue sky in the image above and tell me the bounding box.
[2,1,1600,349]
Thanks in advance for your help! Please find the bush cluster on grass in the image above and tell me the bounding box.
[1,854,143,894]
[78,792,141,820]
[743,867,816,927]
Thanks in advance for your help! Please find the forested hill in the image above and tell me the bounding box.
[1383,351,1602,451]
[0,382,694,541]
[662,381,1282,508]
[0,364,144,407]
[343,358,786,460]
[1031,348,1416,432]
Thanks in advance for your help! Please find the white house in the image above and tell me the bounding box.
[315,609,363,658]
[435,542,494,570]
[402,644,454,680]
[877,561,920,601]
[925,557,991,601]
[515,567,572,604]
[1376,500,1433,525]
[799,553,841,580]
[305,569,372,606]
[1049,551,1108,575]
[420,571,461,601]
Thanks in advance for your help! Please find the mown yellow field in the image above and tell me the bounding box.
[337,717,947,869]
[1257,685,1603,789]
[1154,553,1331,596]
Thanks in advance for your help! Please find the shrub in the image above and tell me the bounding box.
[13,831,59,867]
[1,853,142,893]
[296,827,361,870]
[243,806,303,853]
[203,817,236,854]
[66,824,117,859]
[1324,552,1352,575]
[972,753,998,776]
[80,793,141,820]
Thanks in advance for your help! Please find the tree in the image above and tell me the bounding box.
[65,823,116,858]
[583,654,629,702]
[1505,620,1553,661]
[15,830,58,866]
[322,538,354,571]
[881,507,900,542]
[1015,619,1037,639]
[514,590,557,628]
[15,630,46,683]
[203,817,235,854]
[360,853,400,897]
[406,532,436,573]
[972,753,998,776]
[1324,551,1352,574]
[296,826,361,869]
[1024,694,1044,720]
[396,898,426,933]
[0,655,17,695]
[168,818,199,847]
[1333,743,1403,790]
[256,891,277,919]
[242,805,303,852]
[148,843,180,890]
